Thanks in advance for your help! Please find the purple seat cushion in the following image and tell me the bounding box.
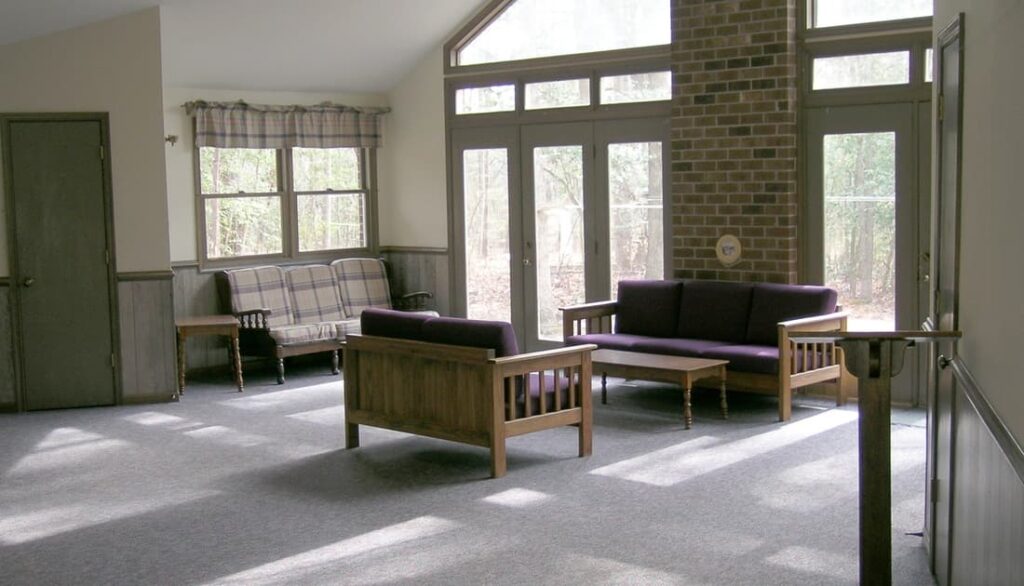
[676,280,754,343]
[745,284,839,346]
[632,338,729,358]
[421,316,519,357]
[360,308,430,340]
[615,280,683,338]
[701,344,779,375]
[515,373,575,415]
[564,333,652,352]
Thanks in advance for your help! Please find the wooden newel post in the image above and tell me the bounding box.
[838,338,911,586]
[788,330,960,586]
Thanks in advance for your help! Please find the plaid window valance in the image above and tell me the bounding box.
[184,100,390,149]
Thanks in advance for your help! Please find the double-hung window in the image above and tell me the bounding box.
[198,146,372,264]
[188,100,385,267]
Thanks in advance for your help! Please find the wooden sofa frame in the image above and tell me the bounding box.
[562,302,853,421]
[343,334,596,478]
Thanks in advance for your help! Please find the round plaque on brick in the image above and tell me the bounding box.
[715,234,742,266]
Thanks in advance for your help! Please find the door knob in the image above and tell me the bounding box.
[22,277,35,287]
[937,355,952,369]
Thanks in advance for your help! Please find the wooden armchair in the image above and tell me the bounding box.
[344,310,595,478]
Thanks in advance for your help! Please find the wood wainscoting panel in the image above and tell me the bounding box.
[381,248,450,315]
[118,274,176,402]
[171,263,226,371]
[950,361,1024,584]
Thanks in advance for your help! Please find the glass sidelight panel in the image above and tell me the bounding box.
[533,145,585,341]
[608,142,663,296]
[463,148,512,322]
[823,132,896,330]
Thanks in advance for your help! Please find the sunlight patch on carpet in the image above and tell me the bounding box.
[765,545,857,581]
[288,405,345,425]
[0,489,220,544]
[482,488,552,508]
[34,427,105,449]
[184,425,271,448]
[217,381,341,411]
[7,438,130,476]
[123,411,205,431]
[207,515,458,585]
[589,410,857,487]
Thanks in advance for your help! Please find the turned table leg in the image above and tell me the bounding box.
[720,367,729,419]
[682,375,693,430]
[232,333,244,392]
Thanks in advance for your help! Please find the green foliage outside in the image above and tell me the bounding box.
[200,146,365,258]
[823,132,896,327]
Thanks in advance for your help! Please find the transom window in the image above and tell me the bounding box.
[809,0,932,29]
[457,0,669,66]
[197,146,371,262]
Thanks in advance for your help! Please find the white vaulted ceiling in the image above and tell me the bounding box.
[0,0,488,92]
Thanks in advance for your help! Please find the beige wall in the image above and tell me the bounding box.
[379,49,449,249]
[163,87,388,263]
[0,8,170,274]
[935,0,1024,440]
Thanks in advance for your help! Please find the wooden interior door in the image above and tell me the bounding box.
[4,116,118,410]
[926,14,964,585]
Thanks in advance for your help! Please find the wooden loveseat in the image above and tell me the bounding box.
[344,309,596,478]
[217,258,435,383]
[562,279,853,421]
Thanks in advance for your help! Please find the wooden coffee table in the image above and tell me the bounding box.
[591,349,729,429]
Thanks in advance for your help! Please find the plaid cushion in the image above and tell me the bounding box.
[331,258,393,317]
[325,319,362,339]
[286,265,347,323]
[225,266,294,328]
[268,323,336,345]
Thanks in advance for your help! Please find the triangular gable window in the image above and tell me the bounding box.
[456,0,669,66]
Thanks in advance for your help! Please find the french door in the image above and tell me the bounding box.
[453,118,669,351]
[805,103,929,403]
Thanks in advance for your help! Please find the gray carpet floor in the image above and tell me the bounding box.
[0,363,934,585]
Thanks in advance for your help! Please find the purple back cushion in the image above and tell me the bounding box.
[360,308,431,340]
[421,317,520,358]
[615,280,684,338]
[676,280,754,343]
[745,283,838,346]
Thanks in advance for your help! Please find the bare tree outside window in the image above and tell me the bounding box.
[463,149,512,322]
[534,145,585,341]
[823,132,896,330]
[609,142,663,296]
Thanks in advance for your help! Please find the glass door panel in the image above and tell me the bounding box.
[822,132,896,331]
[463,148,512,321]
[608,141,664,297]
[532,145,586,341]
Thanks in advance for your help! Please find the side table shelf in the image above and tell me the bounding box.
[175,315,244,397]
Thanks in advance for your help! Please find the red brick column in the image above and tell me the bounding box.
[671,0,799,283]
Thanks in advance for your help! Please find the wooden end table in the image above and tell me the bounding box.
[175,315,244,396]
[591,349,729,429]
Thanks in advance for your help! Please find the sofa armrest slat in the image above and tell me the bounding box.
[235,308,271,330]
[491,344,596,377]
[561,301,618,338]
[777,311,848,330]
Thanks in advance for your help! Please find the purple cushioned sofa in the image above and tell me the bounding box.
[343,309,596,478]
[561,280,852,421]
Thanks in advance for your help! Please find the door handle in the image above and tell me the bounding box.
[937,355,952,369]
[523,258,532,267]
[22,277,35,288]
